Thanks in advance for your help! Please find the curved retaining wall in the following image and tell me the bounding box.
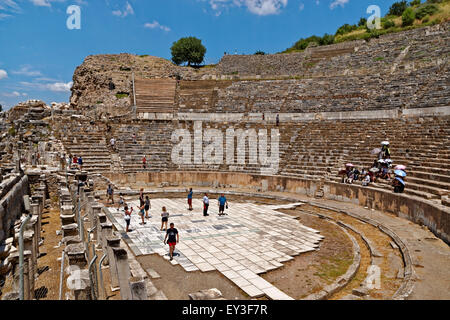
[104,171,450,245]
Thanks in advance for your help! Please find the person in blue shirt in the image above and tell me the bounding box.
[218,194,228,216]
[187,188,193,211]
[77,156,83,171]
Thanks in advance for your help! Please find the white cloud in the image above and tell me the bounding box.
[299,2,304,11]
[0,0,21,11]
[246,0,287,15]
[0,69,7,80]
[29,0,67,7]
[112,1,134,17]
[20,81,73,92]
[144,21,171,32]
[2,91,27,97]
[46,81,73,92]
[30,0,51,6]
[330,0,349,10]
[11,65,42,77]
[208,0,288,16]
[0,0,21,19]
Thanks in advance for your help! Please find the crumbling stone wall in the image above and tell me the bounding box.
[0,175,29,242]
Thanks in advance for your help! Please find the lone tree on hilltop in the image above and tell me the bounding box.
[171,37,206,66]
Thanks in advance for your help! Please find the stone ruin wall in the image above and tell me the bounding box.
[0,175,29,243]
[69,21,449,118]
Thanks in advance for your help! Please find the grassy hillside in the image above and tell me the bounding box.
[283,0,449,53]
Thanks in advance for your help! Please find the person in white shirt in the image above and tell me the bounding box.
[110,137,116,150]
[203,193,209,216]
[362,174,371,186]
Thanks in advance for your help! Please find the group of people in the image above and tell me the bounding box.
[108,186,229,261]
[195,190,229,217]
[339,141,406,193]
[67,154,83,171]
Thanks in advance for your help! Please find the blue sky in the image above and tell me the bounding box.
[0,0,398,109]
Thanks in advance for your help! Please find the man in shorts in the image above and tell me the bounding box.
[218,194,228,216]
[139,203,147,225]
[187,188,193,211]
[164,223,179,261]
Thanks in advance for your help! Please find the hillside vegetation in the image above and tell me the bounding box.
[283,0,450,53]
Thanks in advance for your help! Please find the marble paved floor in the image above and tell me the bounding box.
[105,198,324,300]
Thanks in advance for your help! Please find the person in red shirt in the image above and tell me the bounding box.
[142,155,147,169]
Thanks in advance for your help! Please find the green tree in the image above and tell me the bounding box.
[335,23,358,36]
[389,0,409,16]
[415,3,439,19]
[320,34,335,45]
[254,50,266,55]
[358,18,367,27]
[410,0,421,6]
[171,37,206,66]
[0,104,2,112]
[402,7,416,26]
[383,19,396,29]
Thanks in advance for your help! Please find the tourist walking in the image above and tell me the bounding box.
[161,206,169,231]
[78,156,83,171]
[132,133,137,144]
[107,184,114,204]
[110,137,116,151]
[139,188,144,206]
[139,203,147,225]
[124,205,133,233]
[218,194,228,216]
[203,193,209,216]
[276,114,280,126]
[164,223,179,261]
[142,155,147,169]
[187,188,193,211]
[117,193,124,210]
[144,196,151,219]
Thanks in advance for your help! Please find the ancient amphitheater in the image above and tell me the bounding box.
[0,22,448,301]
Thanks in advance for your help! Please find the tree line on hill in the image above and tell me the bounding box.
[166,0,446,66]
[283,0,446,53]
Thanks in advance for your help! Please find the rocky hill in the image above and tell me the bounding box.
[70,53,219,116]
[70,21,448,117]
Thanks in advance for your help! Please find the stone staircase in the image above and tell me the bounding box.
[113,121,174,173]
[55,120,113,173]
[135,79,176,115]
[177,80,233,113]
[314,117,450,201]
[52,113,449,204]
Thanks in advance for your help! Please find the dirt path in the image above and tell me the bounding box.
[137,254,248,300]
